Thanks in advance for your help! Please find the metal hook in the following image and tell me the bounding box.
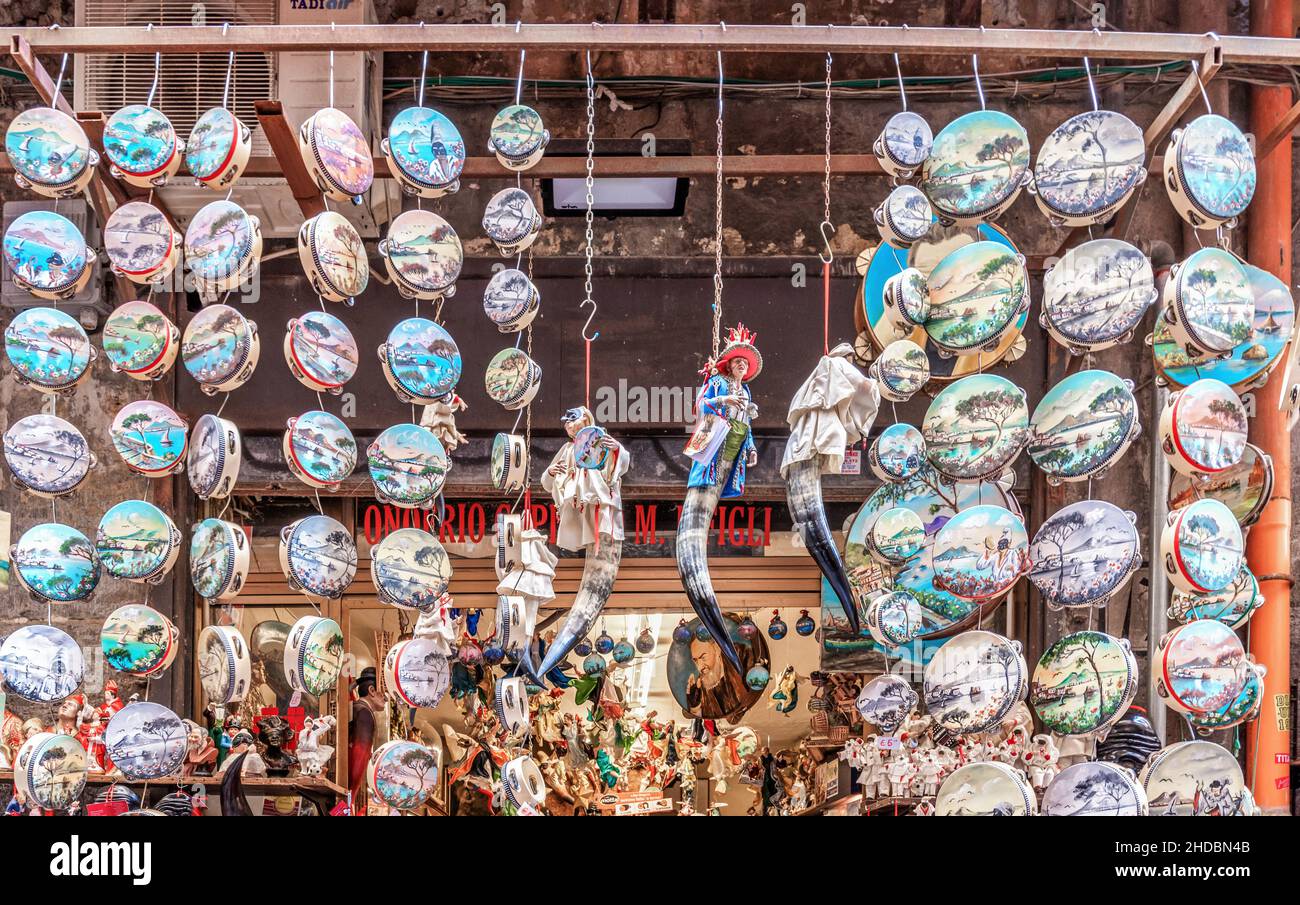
[971,54,985,110]
[581,300,600,342]
[819,221,834,265]
[222,23,236,110]
[147,50,161,108]
[892,52,907,112]
[1083,57,1099,111]
[1191,59,1212,114]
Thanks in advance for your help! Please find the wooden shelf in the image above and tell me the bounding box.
[0,768,346,799]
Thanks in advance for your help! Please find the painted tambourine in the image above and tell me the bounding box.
[284,310,359,394]
[935,761,1036,816]
[1158,377,1247,476]
[104,200,180,285]
[1028,500,1140,610]
[574,426,609,470]
[922,373,1028,482]
[103,300,179,380]
[190,518,248,602]
[1159,498,1244,595]
[182,303,260,395]
[12,522,99,604]
[110,400,187,476]
[379,317,462,405]
[1168,565,1262,630]
[494,512,524,580]
[298,107,374,204]
[869,338,929,403]
[1168,442,1272,529]
[284,409,357,490]
[1041,762,1148,816]
[104,104,184,188]
[853,674,918,735]
[368,740,440,810]
[495,676,530,734]
[1189,662,1267,736]
[3,212,92,300]
[923,630,1028,736]
[4,307,94,394]
[1032,630,1138,736]
[96,500,183,584]
[924,241,1028,356]
[1163,114,1256,230]
[1030,109,1146,226]
[863,507,924,566]
[874,185,933,248]
[279,514,357,600]
[379,209,463,301]
[1278,328,1300,431]
[382,105,465,198]
[1028,370,1140,484]
[183,200,263,300]
[369,423,449,509]
[3,414,94,497]
[880,267,930,342]
[197,624,251,705]
[873,110,932,179]
[933,504,1028,601]
[868,422,926,484]
[864,589,926,647]
[0,624,84,703]
[100,604,179,677]
[103,702,185,780]
[1041,239,1156,354]
[1152,619,1253,716]
[1140,740,1252,815]
[185,106,252,190]
[297,210,369,305]
[4,106,99,198]
[14,733,87,810]
[1161,247,1254,359]
[488,104,550,171]
[285,614,345,695]
[383,637,450,709]
[482,187,542,256]
[495,595,529,658]
[483,267,541,332]
[921,110,1030,224]
[485,347,542,410]
[187,413,241,500]
[371,527,451,610]
[502,754,546,811]
[491,431,529,493]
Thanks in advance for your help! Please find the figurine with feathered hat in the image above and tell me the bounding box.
[684,324,761,498]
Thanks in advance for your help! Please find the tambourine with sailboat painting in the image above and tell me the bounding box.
[279,515,357,601]
[368,423,448,509]
[923,630,1028,736]
[1030,108,1146,227]
[379,317,463,405]
[109,400,187,477]
[284,410,357,491]
[1168,442,1272,529]
[187,413,241,500]
[4,307,95,394]
[1041,239,1156,355]
[1152,619,1257,717]
[869,339,929,403]
[11,522,100,604]
[1028,500,1140,610]
[185,106,252,190]
[181,303,260,395]
[1157,377,1248,476]
[104,104,184,188]
[1028,370,1140,484]
[104,200,180,285]
[1168,565,1262,630]
[1159,498,1244,595]
[3,212,93,301]
[298,107,374,204]
[284,310,358,395]
[100,604,179,677]
[932,504,1029,601]
[298,210,369,305]
[921,110,1030,225]
[3,413,94,498]
[383,105,465,198]
[922,373,1028,482]
[1163,113,1255,230]
[4,106,98,198]
[103,300,179,381]
[1031,630,1138,736]
[95,500,182,584]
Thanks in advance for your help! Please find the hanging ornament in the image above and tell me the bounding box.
[582,653,606,676]
[297,210,369,305]
[767,610,788,640]
[197,625,251,705]
[611,637,635,665]
[378,317,462,405]
[299,105,374,205]
[594,629,615,655]
[874,185,933,248]
[1042,239,1156,355]
[104,201,181,286]
[101,606,180,678]
[879,268,930,343]
[183,201,263,303]
[483,268,541,332]
[383,52,465,198]
[482,187,543,256]
[190,518,250,602]
[737,615,759,640]
[873,52,931,179]
[370,528,450,610]
[104,57,184,188]
[1160,248,1254,360]
[574,637,594,656]
[368,423,449,510]
[635,627,656,655]
[488,55,549,171]
[745,664,771,692]
[924,241,1029,358]
[4,55,98,198]
[13,523,99,604]
[1028,370,1141,484]
[279,514,357,601]
[3,414,94,498]
[0,625,84,703]
[794,610,816,637]
[284,410,357,491]
[1163,63,1255,231]
[484,347,542,410]
[96,500,183,584]
[379,209,462,301]
[284,310,358,395]
[186,104,251,191]
[103,300,180,381]
[868,423,926,484]
[187,413,241,501]
[672,621,693,644]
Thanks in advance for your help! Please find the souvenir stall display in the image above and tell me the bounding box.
[102,300,180,381]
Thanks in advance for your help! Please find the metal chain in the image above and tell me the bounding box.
[712,52,725,361]
[823,53,833,226]
[582,54,596,312]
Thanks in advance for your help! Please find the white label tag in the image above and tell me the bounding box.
[289,690,303,708]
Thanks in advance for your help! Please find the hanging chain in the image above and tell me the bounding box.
[582,53,596,316]
[819,53,834,266]
[712,52,725,361]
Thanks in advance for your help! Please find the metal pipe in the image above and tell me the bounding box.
[1147,383,1170,745]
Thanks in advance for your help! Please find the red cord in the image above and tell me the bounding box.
[822,260,831,355]
[585,337,592,410]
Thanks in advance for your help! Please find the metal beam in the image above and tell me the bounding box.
[254,100,325,219]
[1255,92,1300,159]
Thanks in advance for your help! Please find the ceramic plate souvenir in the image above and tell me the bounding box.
[874,110,933,179]
[298,107,374,204]
[186,413,241,500]
[368,423,449,509]
[103,201,180,285]
[284,310,358,395]
[0,624,83,702]
[1028,370,1140,484]
[14,733,87,809]
[379,317,462,405]
[1042,239,1156,354]
[924,241,1028,356]
[383,106,465,197]
[1168,443,1272,529]
[3,414,93,497]
[1169,565,1262,630]
[495,676,529,734]
[1164,114,1256,230]
[197,625,251,704]
[190,518,248,601]
[104,104,183,187]
[483,267,541,332]
[371,528,451,610]
[875,185,934,248]
[869,339,930,403]
[853,674,919,735]
[1031,110,1146,226]
[922,373,1028,482]
[864,507,925,566]
[1152,620,1251,715]
[502,754,546,810]
[1028,500,1140,610]
[12,522,99,603]
[1189,663,1267,736]
[932,504,1029,601]
[485,347,542,410]
[284,410,357,490]
[104,702,185,780]
[383,638,450,708]
[3,212,92,301]
[378,209,463,301]
[1160,498,1244,594]
[1041,761,1148,816]
[1158,378,1247,476]
[5,107,98,198]
[367,740,439,810]
[96,500,183,584]
[1162,248,1254,359]
[880,267,930,342]
[1032,630,1138,736]
[935,760,1036,815]
[865,588,927,647]
[100,604,178,676]
[491,431,529,493]
[285,614,345,695]
[923,630,1027,735]
[102,300,179,380]
[183,200,263,299]
[488,104,549,170]
[482,187,542,256]
[279,515,357,600]
[4,306,94,394]
[110,400,187,476]
[1140,740,1251,815]
[182,303,260,395]
[868,423,926,484]
[297,210,369,304]
[185,107,251,190]
[922,110,1030,224]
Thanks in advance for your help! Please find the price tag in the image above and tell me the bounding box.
[878,736,901,750]
[840,449,861,475]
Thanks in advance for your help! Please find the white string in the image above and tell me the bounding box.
[52,53,70,109]
[892,52,907,112]
[972,55,986,110]
[146,49,161,108]
[1082,57,1099,112]
[1191,59,1212,114]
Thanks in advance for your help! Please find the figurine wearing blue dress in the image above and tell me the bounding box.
[686,324,761,499]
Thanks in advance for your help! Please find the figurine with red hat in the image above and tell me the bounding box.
[684,323,761,499]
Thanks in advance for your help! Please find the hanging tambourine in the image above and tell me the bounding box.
[1031,630,1138,736]
[95,500,183,584]
[485,347,542,411]
[495,676,530,734]
[491,432,528,493]
[298,107,374,204]
[283,409,357,491]
[1028,370,1140,484]
[3,413,94,497]
[1152,620,1256,716]
[1162,247,1255,361]
[185,106,252,190]
[1159,498,1244,594]
[1189,662,1267,736]
[368,423,448,509]
[378,209,462,301]
[921,110,1030,224]
[279,514,357,600]
[104,104,184,188]
[100,604,179,676]
[1028,500,1140,610]
[183,200,263,301]
[502,754,546,811]
[1041,239,1156,355]
[102,702,185,780]
[384,638,450,709]
[197,624,251,705]
[103,300,180,381]
[873,110,932,179]
[1140,740,1252,815]
[868,422,926,484]
[0,625,84,702]
[854,674,918,735]
[187,413,241,500]
[297,210,369,305]
[864,588,926,647]
[482,187,543,256]
[874,185,933,248]
[4,106,99,198]
[483,267,541,332]
[879,267,929,342]
[924,241,1029,356]
[1168,442,1272,529]
[932,504,1028,601]
[4,307,94,395]
[368,740,440,810]
[103,200,181,285]
[1164,113,1256,230]
[284,310,359,395]
[863,507,924,566]
[371,527,450,610]
[383,105,465,198]
[1278,331,1300,431]
[922,373,1029,482]
[190,518,249,602]
[11,522,100,604]
[14,733,87,810]
[378,317,462,405]
[1041,762,1148,816]
[181,303,260,395]
[923,630,1028,736]
[935,761,1036,815]
[284,614,345,695]
[488,104,550,171]
[1158,377,1248,476]
[3,212,92,301]
[1168,564,1262,629]
[109,400,187,477]
[1030,109,1146,226]
[868,338,929,403]
[574,425,608,470]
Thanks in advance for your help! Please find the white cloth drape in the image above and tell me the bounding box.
[540,439,630,551]
[780,343,881,478]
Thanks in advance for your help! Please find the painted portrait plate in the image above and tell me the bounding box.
[932,504,1029,601]
[12,522,99,603]
[921,110,1030,223]
[384,106,465,196]
[1028,500,1139,609]
[368,423,449,508]
[371,527,451,610]
[1041,761,1147,816]
[1028,370,1139,482]
[0,625,84,702]
[380,317,462,404]
[1032,630,1138,735]
[110,400,187,476]
[1032,110,1145,225]
[922,373,1029,481]
[279,515,357,600]
[923,630,1027,736]
[1042,239,1156,354]
[104,702,186,779]
[3,413,92,496]
[935,760,1036,815]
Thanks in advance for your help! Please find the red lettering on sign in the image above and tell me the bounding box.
[635,505,658,545]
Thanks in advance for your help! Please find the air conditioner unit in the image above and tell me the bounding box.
[2,200,106,322]
[73,0,397,238]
